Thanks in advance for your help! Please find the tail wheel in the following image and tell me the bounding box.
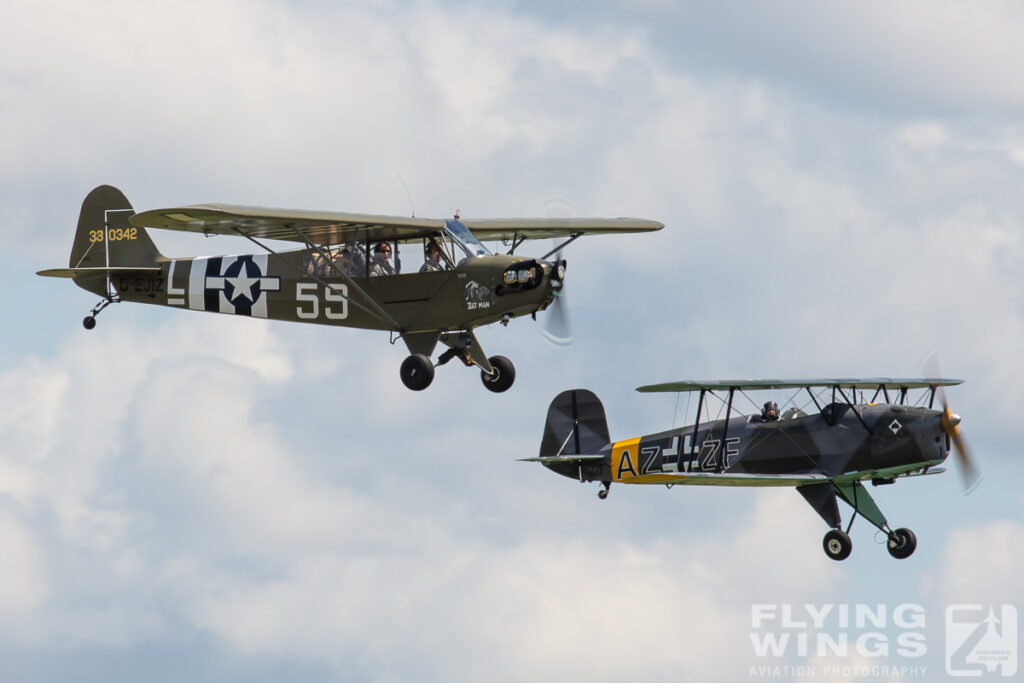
[887,527,917,559]
[400,354,434,391]
[823,529,852,561]
[481,355,515,393]
[83,316,96,330]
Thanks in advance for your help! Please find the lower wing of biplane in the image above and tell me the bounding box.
[37,185,662,392]
[523,379,979,561]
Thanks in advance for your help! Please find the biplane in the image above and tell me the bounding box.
[38,186,662,391]
[524,378,980,560]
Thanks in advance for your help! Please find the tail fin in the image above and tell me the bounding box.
[539,389,611,458]
[65,185,164,295]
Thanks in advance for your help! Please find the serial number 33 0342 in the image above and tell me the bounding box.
[89,227,138,242]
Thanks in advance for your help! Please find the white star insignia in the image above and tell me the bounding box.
[227,271,259,302]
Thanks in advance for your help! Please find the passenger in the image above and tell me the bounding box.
[335,244,366,277]
[370,242,395,277]
[761,401,780,422]
[305,251,329,277]
[420,242,445,272]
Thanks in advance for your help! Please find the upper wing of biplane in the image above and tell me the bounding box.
[130,204,664,246]
[636,378,964,393]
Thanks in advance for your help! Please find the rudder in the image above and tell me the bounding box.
[539,389,612,458]
[68,185,163,295]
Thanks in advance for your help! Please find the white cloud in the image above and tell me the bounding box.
[0,306,842,679]
[930,519,1024,607]
[0,511,49,618]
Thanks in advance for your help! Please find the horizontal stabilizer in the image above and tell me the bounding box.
[519,454,605,464]
[37,266,162,278]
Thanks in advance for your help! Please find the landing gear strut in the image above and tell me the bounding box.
[82,296,118,330]
[425,331,517,393]
[802,481,918,561]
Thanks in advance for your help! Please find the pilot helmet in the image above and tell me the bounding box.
[763,401,779,419]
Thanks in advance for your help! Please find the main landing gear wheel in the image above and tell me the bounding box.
[400,353,434,391]
[887,527,917,559]
[481,355,515,393]
[823,529,852,561]
[83,316,96,330]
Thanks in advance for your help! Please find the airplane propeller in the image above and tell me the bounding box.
[924,353,982,493]
[542,287,571,347]
[539,230,572,346]
[541,251,572,347]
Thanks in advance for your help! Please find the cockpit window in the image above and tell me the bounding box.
[444,219,491,259]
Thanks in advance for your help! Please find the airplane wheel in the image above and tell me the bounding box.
[400,353,434,391]
[598,489,609,500]
[481,355,515,393]
[887,527,917,559]
[83,316,96,330]
[823,529,852,561]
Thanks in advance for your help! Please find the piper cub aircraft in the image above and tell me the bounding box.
[38,185,662,391]
[524,378,979,560]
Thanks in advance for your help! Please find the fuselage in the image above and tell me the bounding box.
[552,403,949,485]
[91,249,560,334]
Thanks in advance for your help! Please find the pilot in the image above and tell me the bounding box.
[761,400,780,422]
[370,242,396,277]
[420,242,444,272]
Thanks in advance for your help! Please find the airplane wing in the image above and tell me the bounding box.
[130,205,664,246]
[621,471,830,487]
[460,217,664,241]
[636,378,964,393]
[130,204,448,245]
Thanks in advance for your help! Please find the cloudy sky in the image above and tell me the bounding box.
[2,1,1023,680]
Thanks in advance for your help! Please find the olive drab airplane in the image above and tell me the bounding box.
[38,185,663,391]
[524,378,980,561]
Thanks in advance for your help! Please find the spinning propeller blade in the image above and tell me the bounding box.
[542,288,572,347]
[924,353,982,493]
[940,401,980,493]
[541,238,572,347]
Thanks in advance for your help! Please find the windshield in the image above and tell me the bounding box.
[444,219,491,259]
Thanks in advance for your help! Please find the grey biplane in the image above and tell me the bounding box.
[524,378,979,560]
[38,186,662,391]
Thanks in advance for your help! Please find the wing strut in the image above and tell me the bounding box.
[505,232,527,256]
[692,389,706,449]
[717,387,736,473]
[834,385,871,432]
[290,227,404,330]
[232,227,403,331]
[540,233,581,260]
